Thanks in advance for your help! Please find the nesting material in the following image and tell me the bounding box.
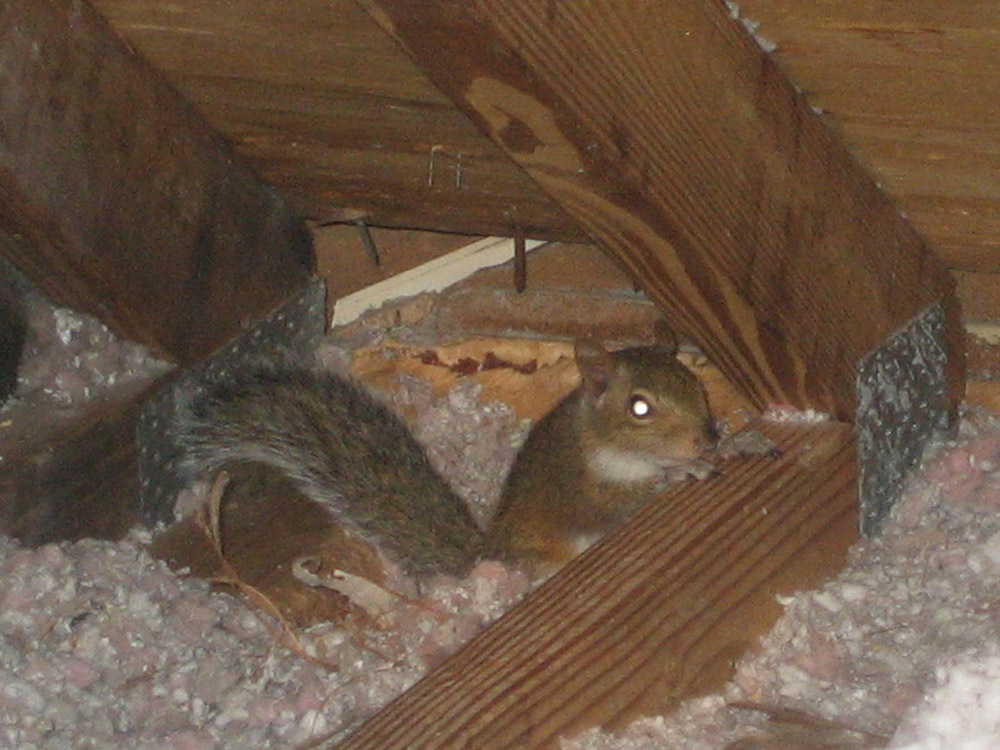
[1,298,995,747]
[0,529,528,748]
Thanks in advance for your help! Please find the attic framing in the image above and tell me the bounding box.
[360,0,961,420]
[0,0,966,747]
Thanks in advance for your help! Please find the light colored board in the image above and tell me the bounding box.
[337,420,857,749]
[331,237,546,326]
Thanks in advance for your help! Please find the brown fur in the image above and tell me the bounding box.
[487,339,716,575]
[168,338,715,580]
[169,369,485,578]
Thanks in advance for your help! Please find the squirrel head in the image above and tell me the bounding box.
[574,335,717,477]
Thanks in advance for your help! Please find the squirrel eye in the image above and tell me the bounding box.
[628,394,653,419]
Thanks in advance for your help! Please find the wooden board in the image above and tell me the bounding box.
[92,0,586,242]
[93,1,1000,276]
[336,420,856,749]
[0,0,313,364]
[359,0,959,420]
[0,383,154,544]
[734,0,1000,273]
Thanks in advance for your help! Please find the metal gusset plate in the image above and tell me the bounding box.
[136,277,327,525]
[856,301,954,536]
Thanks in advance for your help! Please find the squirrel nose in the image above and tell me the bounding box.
[698,421,719,452]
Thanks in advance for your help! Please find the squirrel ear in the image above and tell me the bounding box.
[574,338,615,397]
[652,320,679,355]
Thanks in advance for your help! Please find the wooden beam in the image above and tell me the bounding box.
[93,0,588,242]
[0,0,313,365]
[337,421,857,749]
[731,1,1000,274]
[360,0,960,420]
[0,384,154,544]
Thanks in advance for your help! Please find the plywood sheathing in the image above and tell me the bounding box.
[0,0,313,365]
[338,421,857,749]
[93,1,1000,287]
[735,0,1000,273]
[361,0,961,422]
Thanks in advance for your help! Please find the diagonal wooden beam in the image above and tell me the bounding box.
[359,0,961,421]
[0,0,325,546]
[0,383,152,544]
[0,0,313,365]
[337,421,857,749]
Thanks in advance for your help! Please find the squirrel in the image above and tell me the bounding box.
[167,368,485,578]
[167,335,716,580]
[486,336,717,575]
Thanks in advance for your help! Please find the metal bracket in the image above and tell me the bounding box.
[856,301,954,535]
[136,277,327,525]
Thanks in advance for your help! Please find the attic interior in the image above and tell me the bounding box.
[1,1,1000,748]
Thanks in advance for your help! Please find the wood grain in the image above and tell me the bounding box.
[92,1,1000,278]
[0,383,156,544]
[360,0,958,420]
[0,0,312,364]
[735,0,1000,273]
[337,420,857,749]
[93,0,586,242]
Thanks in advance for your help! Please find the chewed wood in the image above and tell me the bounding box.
[336,420,857,749]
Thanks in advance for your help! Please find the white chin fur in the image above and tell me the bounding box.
[585,446,666,484]
[572,532,604,555]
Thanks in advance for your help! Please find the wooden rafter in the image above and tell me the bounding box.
[360,0,961,420]
[338,421,857,749]
[0,0,313,365]
[0,0,320,546]
[336,2,965,745]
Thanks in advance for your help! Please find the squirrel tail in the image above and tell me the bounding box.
[165,369,485,577]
